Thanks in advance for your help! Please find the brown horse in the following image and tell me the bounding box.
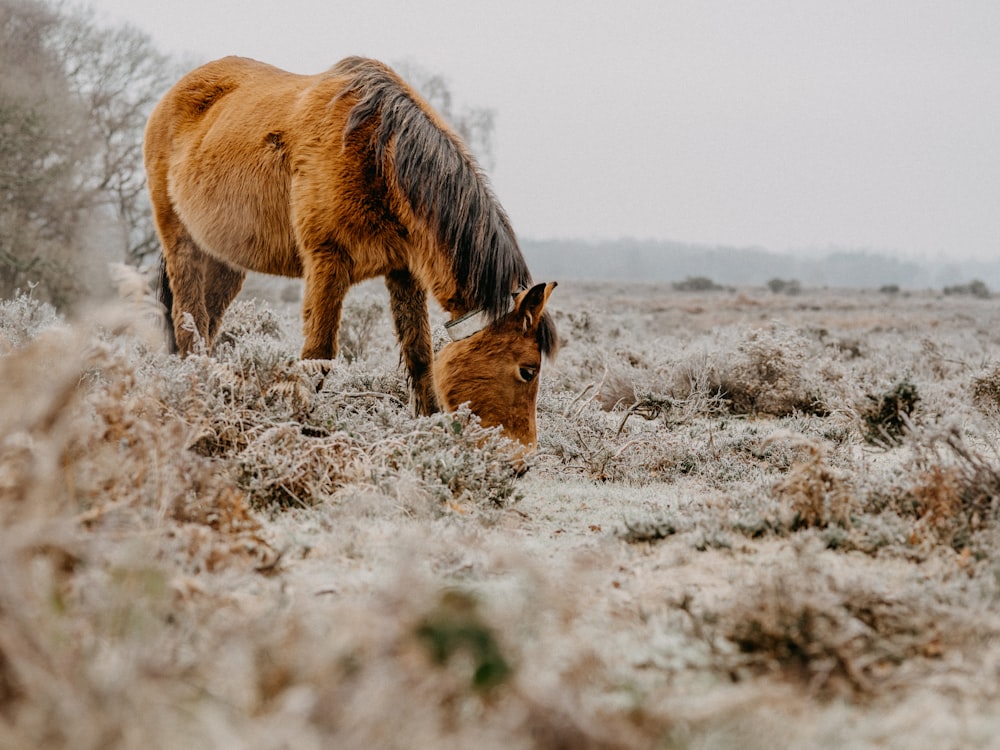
[144,56,557,450]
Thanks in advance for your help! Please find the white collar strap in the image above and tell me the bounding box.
[445,309,493,341]
[444,293,519,342]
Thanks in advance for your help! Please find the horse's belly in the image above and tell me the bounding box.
[182,199,302,278]
[168,136,302,278]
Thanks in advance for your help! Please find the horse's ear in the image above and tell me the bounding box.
[514,282,557,331]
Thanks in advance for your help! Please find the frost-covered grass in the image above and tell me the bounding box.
[4,278,1000,748]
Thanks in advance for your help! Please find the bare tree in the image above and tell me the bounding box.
[0,0,92,305]
[393,60,497,172]
[54,4,177,265]
[0,0,178,307]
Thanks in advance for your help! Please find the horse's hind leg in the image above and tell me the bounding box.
[161,233,212,355]
[386,269,439,415]
[159,236,245,355]
[203,257,246,345]
[157,256,178,353]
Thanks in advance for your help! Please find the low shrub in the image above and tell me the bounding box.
[673,276,725,292]
[861,380,919,446]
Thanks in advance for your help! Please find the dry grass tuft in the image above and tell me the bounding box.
[235,425,369,507]
[768,433,857,530]
[899,427,1000,552]
[714,549,960,697]
[715,326,830,416]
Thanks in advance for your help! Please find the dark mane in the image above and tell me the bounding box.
[333,57,556,355]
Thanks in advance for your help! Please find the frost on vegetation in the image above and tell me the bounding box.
[703,543,989,697]
[714,325,834,416]
[0,312,277,574]
[211,298,285,349]
[759,425,1000,558]
[540,287,1000,562]
[6,282,1000,747]
[971,361,1000,415]
[233,405,520,510]
[589,323,838,425]
[876,427,1000,554]
[0,290,64,351]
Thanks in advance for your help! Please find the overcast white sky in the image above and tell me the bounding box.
[91,0,1000,260]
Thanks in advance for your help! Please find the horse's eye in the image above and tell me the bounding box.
[518,365,538,382]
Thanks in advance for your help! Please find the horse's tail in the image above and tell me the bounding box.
[156,256,178,353]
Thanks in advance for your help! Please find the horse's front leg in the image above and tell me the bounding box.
[385,269,439,415]
[300,251,350,362]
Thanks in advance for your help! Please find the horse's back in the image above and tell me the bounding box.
[145,57,296,156]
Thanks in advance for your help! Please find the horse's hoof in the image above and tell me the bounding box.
[300,358,335,389]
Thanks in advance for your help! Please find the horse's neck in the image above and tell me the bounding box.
[408,226,502,324]
[415,255,473,321]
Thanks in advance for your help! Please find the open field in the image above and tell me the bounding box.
[3,276,1000,748]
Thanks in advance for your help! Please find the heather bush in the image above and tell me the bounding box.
[971,361,1000,414]
[861,380,920,445]
[0,290,63,350]
[707,542,987,697]
[672,275,726,292]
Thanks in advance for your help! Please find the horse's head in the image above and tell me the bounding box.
[433,282,558,456]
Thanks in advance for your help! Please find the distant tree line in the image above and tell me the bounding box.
[943,280,990,299]
[523,238,1000,292]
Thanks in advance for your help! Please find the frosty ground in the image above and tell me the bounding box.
[2,276,1000,749]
